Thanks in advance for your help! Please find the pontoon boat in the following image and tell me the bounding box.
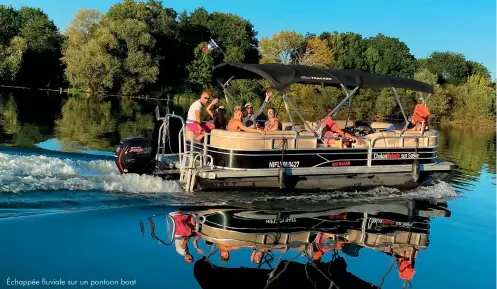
[115,63,457,192]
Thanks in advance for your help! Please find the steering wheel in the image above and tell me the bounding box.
[354,125,376,136]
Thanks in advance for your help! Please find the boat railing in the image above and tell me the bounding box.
[156,114,439,172]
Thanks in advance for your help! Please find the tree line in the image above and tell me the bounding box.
[0,0,494,127]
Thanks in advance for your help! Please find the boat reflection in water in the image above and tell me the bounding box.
[141,200,451,289]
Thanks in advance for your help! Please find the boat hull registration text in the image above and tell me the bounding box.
[268,161,300,168]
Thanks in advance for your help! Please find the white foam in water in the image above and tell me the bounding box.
[0,153,182,194]
[0,152,459,201]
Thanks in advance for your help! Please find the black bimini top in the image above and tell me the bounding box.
[213,63,433,94]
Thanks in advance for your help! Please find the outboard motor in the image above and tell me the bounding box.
[114,137,156,175]
[114,119,162,175]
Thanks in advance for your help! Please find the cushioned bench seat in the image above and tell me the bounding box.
[364,130,438,148]
[209,129,317,150]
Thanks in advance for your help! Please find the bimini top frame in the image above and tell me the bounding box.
[212,63,434,136]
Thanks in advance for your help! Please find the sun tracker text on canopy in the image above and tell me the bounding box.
[213,62,434,94]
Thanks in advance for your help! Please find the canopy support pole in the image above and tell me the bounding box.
[313,85,359,136]
[342,85,354,128]
[281,96,297,132]
[424,93,432,104]
[392,87,409,124]
[221,76,235,113]
[282,94,316,135]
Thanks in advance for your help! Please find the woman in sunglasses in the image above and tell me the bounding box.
[263,107,281,131]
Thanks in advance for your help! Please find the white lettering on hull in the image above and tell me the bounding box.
[268,161,300,168]
[373,153,419,160]
[265,218,297,224]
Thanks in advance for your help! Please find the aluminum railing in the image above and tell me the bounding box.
[157,114,438,170]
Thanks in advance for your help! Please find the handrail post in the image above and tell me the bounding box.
[203,133,208,166]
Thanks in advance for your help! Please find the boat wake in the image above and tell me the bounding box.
[0,152,182,194]
[0,151,458,212]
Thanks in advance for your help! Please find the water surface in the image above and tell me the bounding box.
[0,90,495,289]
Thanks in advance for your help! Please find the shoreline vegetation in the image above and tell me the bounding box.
[0,0,495,130]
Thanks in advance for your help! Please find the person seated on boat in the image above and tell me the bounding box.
[263,106,282,131]
[386,247,417,282]
[186,89,217,142]
[169,210,203,264]
[213,106,227,129]
[407,103,430,131]
[310,233,347,263]
[227,106,266,134]
[243,90,273,128]
[250,248,269,264]
[320,109,361,147]
[217,243,242,263]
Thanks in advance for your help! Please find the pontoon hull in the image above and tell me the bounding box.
[195,171,447,191]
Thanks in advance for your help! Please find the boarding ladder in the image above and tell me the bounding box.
[156,106,213,192]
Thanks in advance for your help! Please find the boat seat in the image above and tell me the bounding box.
[333,120,354,129]
[364,130,437,148]
[200,224,311,250]
[396,130,438,147]
[369,121,395,131]
[208,129,318,150]
[346,230,428,249]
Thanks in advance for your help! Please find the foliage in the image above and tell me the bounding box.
[362,33,416,78]
[259,31,333,68]
[417,51,469,85]
[0,2,493,128]
[55,97,116,149]
[320,31,368,71]
[451,74,495,127]
[0,94,19,134]
[259,30,304,64]
[0,36,27,81]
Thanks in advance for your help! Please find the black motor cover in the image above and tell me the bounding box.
[114,137,156,175]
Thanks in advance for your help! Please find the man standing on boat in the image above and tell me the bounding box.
[243,90,273,128]
[186,89,217,141]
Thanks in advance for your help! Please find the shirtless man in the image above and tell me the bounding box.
[227,106,265,135]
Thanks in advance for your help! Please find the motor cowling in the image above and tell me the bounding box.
[115,137,156,175]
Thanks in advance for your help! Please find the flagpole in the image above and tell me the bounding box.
[210,38,228,59]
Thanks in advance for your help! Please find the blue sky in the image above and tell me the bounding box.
[5,0,496,78]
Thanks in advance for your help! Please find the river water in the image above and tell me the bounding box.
[0,91,495,289]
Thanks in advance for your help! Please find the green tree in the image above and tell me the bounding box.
[414,69,451,122]
[467,60,491,80]
[363,33,416,78]
[14,7,64,88]
[259,30,304,64]
[0,5,20,45]
[299,37,334,68]
[452,74,495,126]
[0,36,28,82]
[188,8,259,64]
[186,42,215,89]
[0,94,19,135]
[320,31,368,70]
[62,18,121,95]
[419,51,469,85]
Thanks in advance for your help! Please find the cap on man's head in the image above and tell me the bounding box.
[244,103,253,108]
[217,106,225,111]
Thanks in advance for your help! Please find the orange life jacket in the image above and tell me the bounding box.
[398,259,415,281]
[412,104,430,124]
